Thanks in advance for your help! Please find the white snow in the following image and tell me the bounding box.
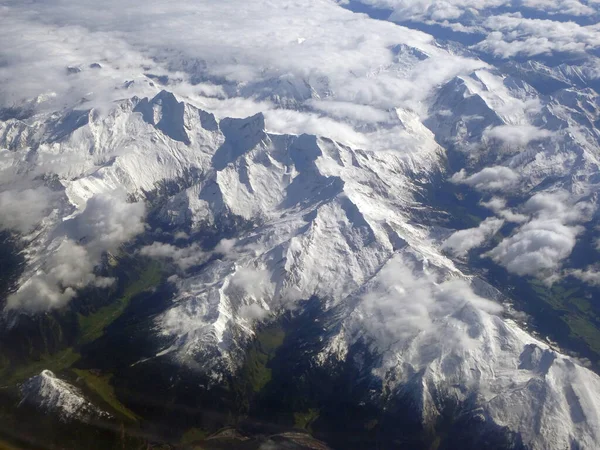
[20,370,108,422]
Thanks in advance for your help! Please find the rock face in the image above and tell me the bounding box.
[19,370,107,422]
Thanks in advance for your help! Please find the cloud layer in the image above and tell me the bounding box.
[354,0,600,59]
[0,0,486,124]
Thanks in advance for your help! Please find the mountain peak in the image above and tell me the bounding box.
[20,370,108,422]
[212,112,266,170]
[134,90,191,144]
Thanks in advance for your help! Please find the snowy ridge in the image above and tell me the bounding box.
[19,370,108,422]
[427,69,600,196]
[1,85,600,448]
[320,250,600,450]
[157,120,444,376]
[0,91,221,207]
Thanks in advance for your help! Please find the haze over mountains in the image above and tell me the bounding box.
[1,0,600,449]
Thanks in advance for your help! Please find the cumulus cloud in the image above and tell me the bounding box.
[569,267,600,286]
[521,0,597,16]
[7,239,115,311]
[522,190,593,223]
[485,219,582,277]
[139,242,207,270]
[451,166,520,192]
[214,238,237,256]
[0,187,58,233]
[443,217,505,256]
[363,0,598,26]
[7,192,146,311]
[356,257,503,350]
[65,192,146,254]
[375,0,507,23]
[485,191,594,278]
[475,15,600,58]
[483,124,553,147]
[481,196,508,213]
[480,197,528,223]
[354,0,600,61]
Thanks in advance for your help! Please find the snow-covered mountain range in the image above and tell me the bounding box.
[2,0,600,448]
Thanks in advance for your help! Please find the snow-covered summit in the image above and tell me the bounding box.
[19,370,107,422]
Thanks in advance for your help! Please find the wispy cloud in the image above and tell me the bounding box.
[480,197,529,223]
[475,15,600,58]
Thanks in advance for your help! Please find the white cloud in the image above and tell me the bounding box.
[356,257,503,350]
[139,242,207,270]
[522,190,593,224]
[7,192,146,311]
[443,217,505,256]
[475,15,600,58]
[485,191,594,278]
[6,239,115,311]
[353,0,600,60]
[239,303,270,321]
[483,124,553,147]
[451,166,520,192]
[569,268,600,286]
[264,109,368,148]
[0,0,486,122]
[485,218,582,277]
[480,197,528,223]
[214,238,237,256]
[66,192,146,255]
[376,0,507,23]
[0,187,58,233]
[229,267,272,300]
[306,99,391,124]
[363,0,597,23]
[522,0,596,16]
[481,196,508,213]
[174,231,189,240]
